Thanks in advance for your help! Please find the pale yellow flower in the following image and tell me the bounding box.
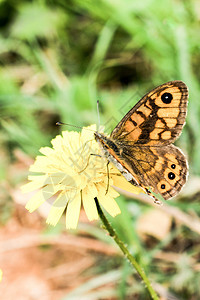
[21,125,143,229]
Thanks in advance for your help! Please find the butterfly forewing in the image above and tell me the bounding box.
[111,81,188,146]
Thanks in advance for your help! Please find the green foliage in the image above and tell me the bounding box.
[11,3,66,40]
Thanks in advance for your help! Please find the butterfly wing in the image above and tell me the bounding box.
[111,81,188,146]
[119,143,188,200]
[108,80,188,200]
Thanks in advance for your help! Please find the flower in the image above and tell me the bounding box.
[0,269,2,282]
[21,125,143,229]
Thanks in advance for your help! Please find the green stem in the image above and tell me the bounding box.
[94,197,159,300]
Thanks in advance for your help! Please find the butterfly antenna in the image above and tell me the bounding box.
[56,122,95,132]
[97,100,101,131]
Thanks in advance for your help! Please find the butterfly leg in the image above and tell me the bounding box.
[79,153,102,174]
[144,187,162,205]
[86,154,110,195]
[89,155,110,195]
[90,154,102,158]
[105,161,110,195]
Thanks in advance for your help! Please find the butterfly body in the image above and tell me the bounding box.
[95,132,140,186]
[95,81,188,203]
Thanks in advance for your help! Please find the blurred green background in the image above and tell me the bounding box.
[1,0,200,299]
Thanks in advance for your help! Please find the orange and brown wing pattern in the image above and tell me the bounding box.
[97,80,188,202]
[111,81,188,146]
[119,143,188,200]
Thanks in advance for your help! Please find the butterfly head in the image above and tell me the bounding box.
[95,132,120,156]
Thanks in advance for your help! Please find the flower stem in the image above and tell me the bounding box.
[94,197,159,300]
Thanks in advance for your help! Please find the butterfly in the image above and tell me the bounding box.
[95,81,188,203]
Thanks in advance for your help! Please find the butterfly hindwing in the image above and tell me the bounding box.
[119,143,188,200]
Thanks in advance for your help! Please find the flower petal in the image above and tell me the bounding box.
[82,183,98,221]
[51,135,64,150]
[97,184,121,217]
[29,156,50,172]
[112,174,144,194]
[21,175,47,193]
[98,193,121,217]
[81,125,96,143]
[47,173,76,186]
[62,131,79,158]
[25,189,46,212]
[65,193,81,229]
[25,185,61,212]
[39,147,54,156]
[46,192,69,226]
